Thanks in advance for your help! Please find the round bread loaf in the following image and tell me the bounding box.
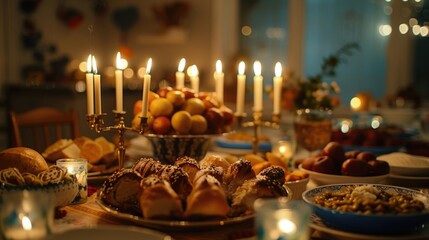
[0,147,48,175]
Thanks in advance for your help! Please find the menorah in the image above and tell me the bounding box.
[236,111,281,154]
[86,111,148,169]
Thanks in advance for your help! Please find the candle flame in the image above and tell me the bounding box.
[146,58,152,74]
[116,52,122,70]
[22,216,32,230]
[238,61,245,75]
[86,54,92,73]
[216,60,222,73]
[275,62,282,77]
[92,56,98,74]
[189,65,199,76]
[253,61,261,76]
[178,58,186,72]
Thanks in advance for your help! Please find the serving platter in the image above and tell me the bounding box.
[95,194,253,230]
[311,215,429,240]
[48,225,171,240]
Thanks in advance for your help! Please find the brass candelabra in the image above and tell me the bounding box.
[236,111,281,154]
[87,111,148,169]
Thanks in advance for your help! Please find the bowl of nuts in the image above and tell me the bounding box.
[302,183,429,235]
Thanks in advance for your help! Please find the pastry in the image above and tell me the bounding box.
[101,169,142,216]
[185,174,229,219]
[258,165,286,185]
[174,156,200,182]
[223,159,256,199]
[199,154,231,171]
[193,166,224,184]
[139,175,184,219]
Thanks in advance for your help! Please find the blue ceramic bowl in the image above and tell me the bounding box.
[302,184,429,235]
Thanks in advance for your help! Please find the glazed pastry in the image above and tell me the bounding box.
[101,169,142,216]
[156,165,193,201]
[223,159,256,199]
[139,175,184,220]
[229,175,289,217]
[132,157,162,177]
[193,166,224,184]
[258,165,286,185]
[199,154,231,172]
[185,174,229,219]
[174,156,200,182]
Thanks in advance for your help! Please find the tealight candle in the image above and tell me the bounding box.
[85,54,94,115]
[236,61,246,116]
[214,60,224,104]
[92,56,102,115]
[115,52,124,112]
[273,62,283,115]
[57,158,88,204]
[176,58,186,89]
[253,61,263,112]
[142,58,152,118]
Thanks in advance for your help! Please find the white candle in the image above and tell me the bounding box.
[253,61,263,112]
[273,62,283,115]
[85,54,94,115]
[115,52,124,112]
[176,58,186,89]
[214,60,224,104]
[142,58,152,118]
[189,65,199,94]
[93,56,102,115]
[236,61,246,116]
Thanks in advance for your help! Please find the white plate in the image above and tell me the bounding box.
[298,165,388,186]
[48,225,171,240]
[378,152,429,177]
[96,194,253,229]
[311,215,429,240]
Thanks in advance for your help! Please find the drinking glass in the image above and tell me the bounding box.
[0,190,54,240]
[56,158,88,204]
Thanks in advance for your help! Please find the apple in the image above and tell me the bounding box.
[181,87,196,99]
[166,90,186,107]
[345,150,360,159]
[368,160,390,176]
[152,116,172,134]
[204,107,224,133]
[220,105,234,125]
[356,151,377,162]
[322,142,346,167]
[312,156,337,174]
[157,86,173,98]
[341,159,369,176]
[301,156,316,171]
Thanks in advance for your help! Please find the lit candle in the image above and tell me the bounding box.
[214,60,224,104]
[142,58,152,118]
[115,52,124,112]
[253,61,263,112]
[176,58,186,89]
[236,61,246,116]
[273,62,283,115]
[189,65,199,94]
[92,56,102,115]
[56,158,88,204]
[85,54,94,115]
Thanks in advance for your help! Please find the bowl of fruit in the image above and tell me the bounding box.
[132,87,234,164]
[298,142,390,186]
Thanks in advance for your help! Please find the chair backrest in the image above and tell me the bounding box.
[9,107,80,153]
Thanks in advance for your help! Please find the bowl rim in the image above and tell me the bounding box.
[298,164,389,180]
[144,133,226,139]
[302,183,429,217]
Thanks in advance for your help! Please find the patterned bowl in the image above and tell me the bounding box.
[0,178,79,207]
[144,134,216,164]
[302,183,429,235]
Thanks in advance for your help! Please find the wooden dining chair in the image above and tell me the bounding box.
[9,107,80,153]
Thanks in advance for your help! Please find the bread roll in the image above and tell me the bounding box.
[0,147,48,175]
[185,174,229,219]
[139,175,184,219]
[42,139,73,160]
